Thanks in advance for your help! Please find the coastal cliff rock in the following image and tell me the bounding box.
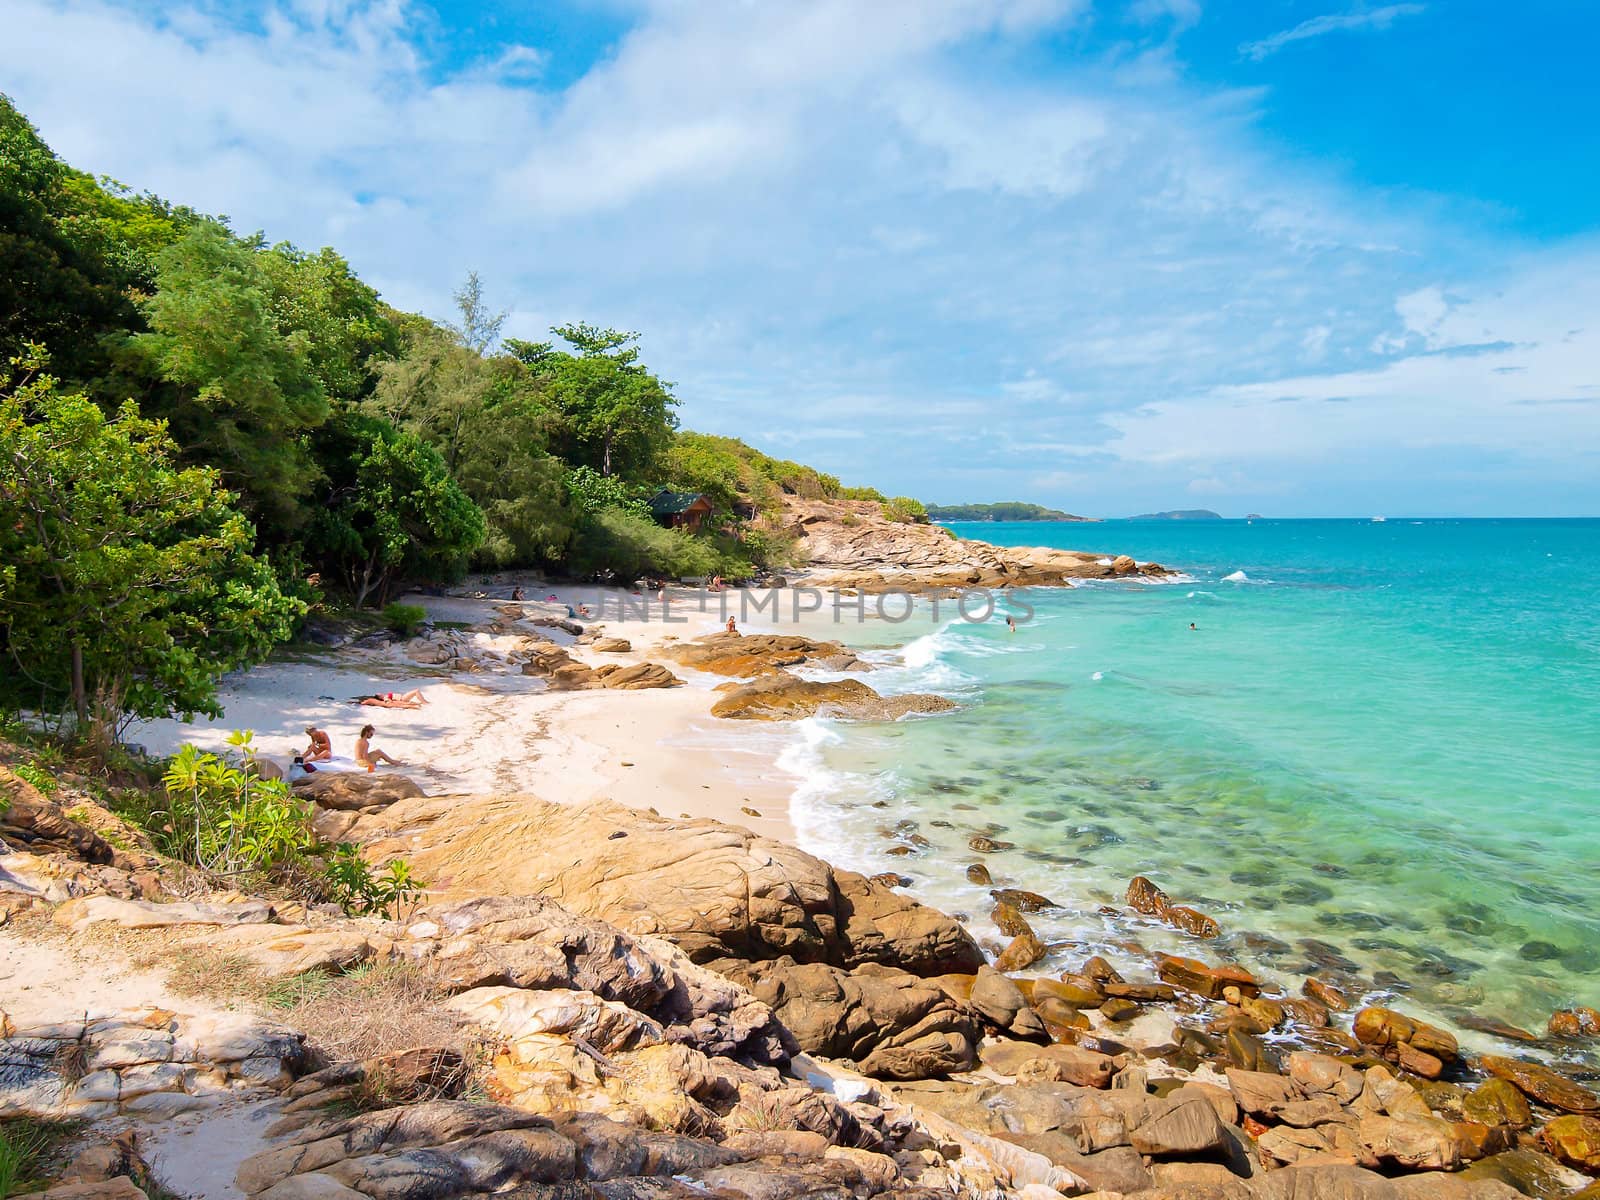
[709,672,957,721]
[664,632,865,676]
[780,496,1169,589]
[341,794,985,977]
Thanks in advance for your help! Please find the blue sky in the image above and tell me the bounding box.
[5,0,1598,516]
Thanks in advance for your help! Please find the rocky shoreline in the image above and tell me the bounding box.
[6,688,1600,1200]
[779,497,1170,591]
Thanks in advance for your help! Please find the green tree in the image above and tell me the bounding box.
[126,224,331,536]
[258,243,398,405]
[0,352,302,737]
[306,411,484,607]
[539,323,677,479]
[0,94,141,383]
[450,269,506,354]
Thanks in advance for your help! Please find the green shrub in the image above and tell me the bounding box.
[324,843,426,919]
[568,508,720,579]
[381,602,427,638]
[12,761,56,796]
[157,734,315,874]
[882,496,928,524]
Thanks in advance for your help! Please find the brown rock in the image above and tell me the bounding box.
[1083,956,1124,984]
[591,637,632,653]
[1540,1114,1600,1173]
[1303,976,1353,1011]
[968,834,1014,853]
[591,662,682,689]
[1549,1007,1600,1040]
[965,863,992,885]
[709,673,954,721]
[1164,904,1222,938]
[1288,1051,1366,1104]
[1103,980,1177,1002]
[989,888,1059,912]
[1030,976,1105,1008]
[1358,1113,1463,1171]
[349,795,985,976]
[1463,1078,1533,1129]
[1482,1056,1600,1114]
[294,771,425,811]
[1394,1041,1446,1080]
[1129,1093,1229,1157]
[981,1040,1115,1088]
[1226,1067,1299,1117]
[733,960,979,1079]
[0,766,115,863]
[1353,1006,1459,1062]
[1126,875,1170,916]
[990,901,1035,939]
[1157,954,1260,999]
[995,932,1046,972]
[1462,1148,1589,1199]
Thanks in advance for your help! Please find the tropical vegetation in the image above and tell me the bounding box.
[0,93,919,734]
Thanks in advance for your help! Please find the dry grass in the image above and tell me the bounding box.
[277,960,465,1065]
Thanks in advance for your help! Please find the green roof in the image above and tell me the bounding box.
[648,489,710,516]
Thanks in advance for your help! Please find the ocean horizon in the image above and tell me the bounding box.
[784,516,1600,1058]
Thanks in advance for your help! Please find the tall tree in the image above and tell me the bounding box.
[451,270,506,354]
[306,411,484,607]
[537,323,677,479]
[126,224,331,537]
[0,352,301,737]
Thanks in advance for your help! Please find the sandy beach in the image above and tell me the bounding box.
[130,583,809,843]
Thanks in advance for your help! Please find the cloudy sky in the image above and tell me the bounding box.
[5,0,1598,516]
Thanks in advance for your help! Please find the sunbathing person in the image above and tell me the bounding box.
[303,726,333,762]
[354,725,403,770]
[356,689,427,709]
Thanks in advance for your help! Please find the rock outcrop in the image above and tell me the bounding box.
[709,673,957,721]
[343,794,986,976]
[781,496,1170,590]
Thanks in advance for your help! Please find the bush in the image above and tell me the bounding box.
[568,508,719,579]
[324,843,426,920]
[12,761,56,796]
[381,602,427,638]
[882,496,928,524]
[158,737,316,874]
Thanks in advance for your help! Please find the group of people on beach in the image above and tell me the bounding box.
[295,688,423,775]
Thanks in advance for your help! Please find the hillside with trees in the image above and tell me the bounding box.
[925,502,1089,522]
[0,94,923,734]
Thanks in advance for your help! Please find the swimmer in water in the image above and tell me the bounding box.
[1006,616,1016,633]
[1189,622,1197,631]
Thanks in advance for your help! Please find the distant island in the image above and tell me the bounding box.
[1130,509,1223,520]
[927,501,1092,522]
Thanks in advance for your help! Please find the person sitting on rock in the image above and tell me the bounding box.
[303,725,333,762]
[725,616,739,635]
[354,725,403,770]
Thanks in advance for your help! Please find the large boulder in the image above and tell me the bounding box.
[402,895,793,1066]
[664,633,864,676]
[708,673,955,722]
[721,959,979,1079]
[293,772,425,812]
[1482,1056,1600,1114]
[345,796,984,976]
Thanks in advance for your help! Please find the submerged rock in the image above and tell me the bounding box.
[1482,1056,1600,1114]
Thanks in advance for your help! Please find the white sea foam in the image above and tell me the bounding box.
[1222,569,1250,582]
[1091,670,1103,681]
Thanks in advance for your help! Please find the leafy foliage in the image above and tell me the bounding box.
[307,411,485,607]
[324,844,426,920]
[0,352,303,732]
[381,602,427,638]
[881,495,929,524]
[158,736,315,874]
[125,224,331,536]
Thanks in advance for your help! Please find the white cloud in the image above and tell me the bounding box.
[1239,4,1425,62]
[0,0,1593,515]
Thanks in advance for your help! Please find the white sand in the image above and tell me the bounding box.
[128,586,803,841]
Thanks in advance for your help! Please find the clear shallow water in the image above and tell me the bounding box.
[786,518,1600,1049]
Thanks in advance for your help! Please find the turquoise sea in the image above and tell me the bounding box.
[783,518,1600,1051]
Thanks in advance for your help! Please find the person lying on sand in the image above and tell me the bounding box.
[356,689,428,709]
[354,724,403,770]
[303,726,333,762]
